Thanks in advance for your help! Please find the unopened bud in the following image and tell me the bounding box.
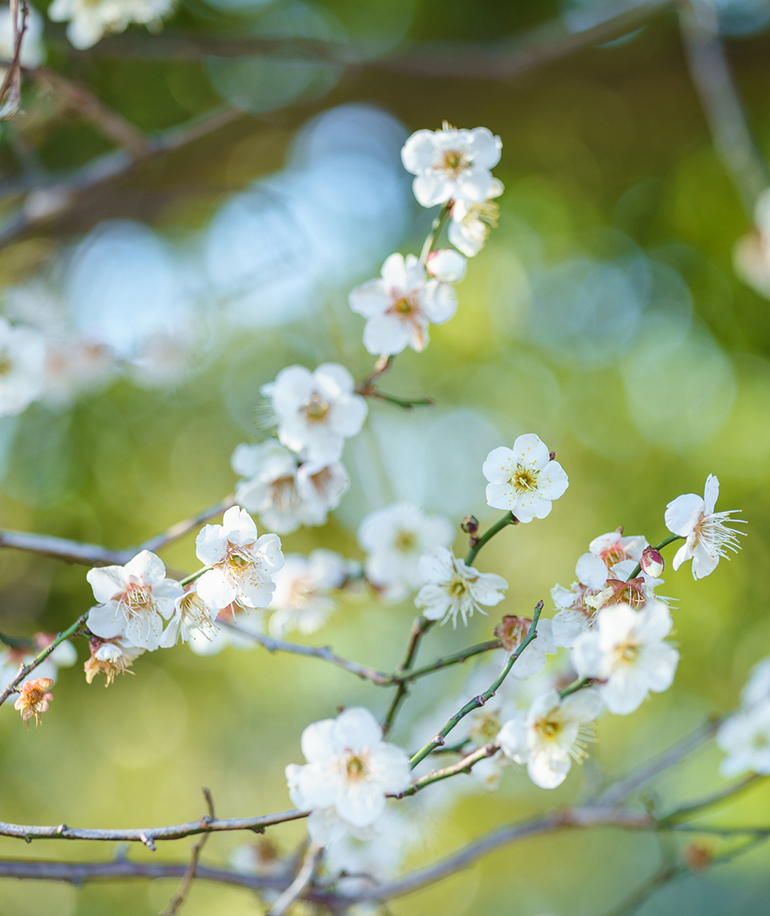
[640,547,665,578]
[684,842,713,871]
[549,451,556,461]
[461,515,479,536]
[426,248,466,283]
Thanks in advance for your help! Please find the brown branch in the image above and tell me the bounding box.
[159,789,216,916]
[138,494,236,554]
[0,0,27,120]
[0,529,131,567]
[661,773,766,823]
[0,807,307,848]
[267,842,323,916]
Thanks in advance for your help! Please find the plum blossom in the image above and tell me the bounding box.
[286,706,411,843]
[232,441,348,535]
[0,317,46,417]
[483,434,568,522]
[448,178,504,257]
[14,678,54,726]
[49,0,176,49]
[426,248,467,283]
[401,122,502,208]
[498,689,603,789]
[665,474,744,580]
[268,549,350,637]
[494,614,557,680]
[348,253,457,356]
[84,636,144,685]
[716,699,770,777]
[185,605,262,657]
[572,600,679,715]
[86,551,183,651]
[358,503,454,602]
[161,583,218,647]
[195,507,284,612]
[262,364,367,464]
[415,547,507,627]
[741,656,770,709]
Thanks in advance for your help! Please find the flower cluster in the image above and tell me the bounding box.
[49,0,176,49]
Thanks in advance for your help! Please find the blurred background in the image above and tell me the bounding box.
[1,0,770,913]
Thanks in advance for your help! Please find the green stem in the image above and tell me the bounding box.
[180,566,211,588]
[419,202,452,263]
[394,639,502,683]
[370,393,435,410]
[559,676,592,699]
[628,534,683,580]
[465,511,516,567]
[409,602,543,769]
[398,742,500,797]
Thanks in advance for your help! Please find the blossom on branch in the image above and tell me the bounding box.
[498,688,602,789]
[161,583,218,647]
[665,474,744,580]
[48,0,176,50]
[448,177,504,257]
[348,253,457,356]
[14,678,54,726]
[195,507,284,612]
[86,550,183,651]
[415,547,507,627]
[0,317,46,417]
[261,364,367,464]
[268,549,351,637]
[358,503,454,602]
[84,636,144,685]
[571,600,679,715]
[716,698,770,777]
[232,441,348,535]
[483,433,568,521]
[495,615,557,680]
[0,636,76,690]
[286,706,410,844]
[401,122,502,208]
[426,248,467,283]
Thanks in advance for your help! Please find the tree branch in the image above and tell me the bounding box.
[158,788,216,916]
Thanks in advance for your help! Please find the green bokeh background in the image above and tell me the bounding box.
[1,2,770,914]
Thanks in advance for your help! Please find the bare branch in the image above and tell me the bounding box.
[138,494,236,554]
[0,0,28,120]
[661,774,766,823]
[159,789,216,916]
[267,842,323,916]
[0,529,130,567]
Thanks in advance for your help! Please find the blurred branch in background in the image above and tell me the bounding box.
[0,0,27,119]
[678,0,770,218]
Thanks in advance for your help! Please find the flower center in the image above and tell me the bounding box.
[269,475,301,512]
[449,577,467,597]
[346,755,366,779]
[618,641,639,663]
[0,354,12,376]
[119,582,155,618]
[394,297,413,315]
[394,529,417,552]
[471,709,502,745]
[439,148,471,177]
[302,392,330,423]
[511,466,538,492]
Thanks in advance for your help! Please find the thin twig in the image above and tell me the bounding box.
[382,616,434,734]
[661,774,765,823]
[464,512,516,567]
[0,529,130,567]
[267,842,323,916]
[138,494,236,554]
[396,742,500,797]
[159,788,216,916]
[0,0,27,119]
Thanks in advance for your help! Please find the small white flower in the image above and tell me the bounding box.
[482,434,569,522]
[232,441,348,535]
[0,4,44,79]
[84,636,144,685]
[498,688,603,789]
[426,248,466,283]
[286,706,411,841]
[195,506,284,612]
[716,699,770,777]
[448,178,504,257]
[261,364,367,464]
[665,474,744,580]
[86,550,183,651]
[48,0,175,49]
[0,318,46,417]
[324,808,412,888]
[415,547,507,627]
[358,503,454,602]
[494,615,557,680]
[733,188,770,299]
[268,549,349,637]
[741,656,770,710]
[571,601,679,715]
[160,583,218,647]
[348,253,457,356]
[401,122,502,208]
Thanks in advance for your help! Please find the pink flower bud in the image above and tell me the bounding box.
[640,547,664,578]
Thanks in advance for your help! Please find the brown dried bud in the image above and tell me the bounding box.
[14,678,54,726]
[640,547,665,578]
[549,451,556,461]
[461,516,479,536]
[684,842,714,871]
[495,616,532,653]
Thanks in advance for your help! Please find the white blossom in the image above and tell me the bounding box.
[261,364,367,464]
[86,550,183,651]
[426,248,467,283]
[717,699,770,777]
[268,549,349,637]
[401,122,502,208]
[741,656,770,710]
[84,636,144,685]
[571,601,679,715]
[665,474,744,580]
[286,706,411,842]
[448,178,504,257]
[415,547,507,627]
[0,317,46,417]
[494,615,558,680]
[498,689,603,789]
[733,188,770,299]
[195,506,284,612]
[358,503,454,602]
[348,253,457,356]
[48,0,176,49]
[483,434,568,522]
[324,808,412,892]
[160,583,218,647]
[185,605,261,657]
[232,441,348,535]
